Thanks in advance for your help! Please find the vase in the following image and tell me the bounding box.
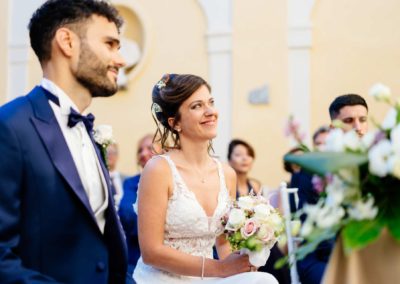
[323,229,400,284]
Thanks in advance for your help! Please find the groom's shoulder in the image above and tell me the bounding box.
[0,88,39,123]
[0,96,31,122]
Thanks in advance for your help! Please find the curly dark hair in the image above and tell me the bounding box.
[28,0,123,63]
[151,74,211,150]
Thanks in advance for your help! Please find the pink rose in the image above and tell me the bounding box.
[241,219,258,238]
[257,224,275,243]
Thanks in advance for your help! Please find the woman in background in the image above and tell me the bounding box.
[227,139,261,197]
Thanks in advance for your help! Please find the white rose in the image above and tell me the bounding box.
[253,203,273,221]
[368,140,392,177]
[226,208,246,231]
[382,108,397,130]
[237,196,255,211]
[368,83,391,102]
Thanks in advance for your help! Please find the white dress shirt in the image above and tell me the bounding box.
[41,78,108,233]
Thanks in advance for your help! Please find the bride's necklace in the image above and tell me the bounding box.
[192,166,207,183]
[187,159,211,184]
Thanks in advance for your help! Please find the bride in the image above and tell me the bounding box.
[133,74,278,283]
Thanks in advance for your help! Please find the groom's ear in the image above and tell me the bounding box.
[53,27,78,59]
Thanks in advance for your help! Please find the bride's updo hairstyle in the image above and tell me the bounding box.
[151,74,211,150]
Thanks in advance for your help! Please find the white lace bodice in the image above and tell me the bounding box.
[162,155,231,258]
[133,155,278,284]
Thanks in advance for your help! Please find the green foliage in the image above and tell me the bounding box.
[342,219,383,253]
[284,152,368,176]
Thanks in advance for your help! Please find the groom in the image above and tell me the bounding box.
[0,0,132,283]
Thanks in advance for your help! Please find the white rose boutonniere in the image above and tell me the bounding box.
[93,125,115,168]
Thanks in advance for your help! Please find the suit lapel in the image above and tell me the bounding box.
[28,87,98,226]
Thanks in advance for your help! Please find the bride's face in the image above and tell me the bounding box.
[174,84,218,141]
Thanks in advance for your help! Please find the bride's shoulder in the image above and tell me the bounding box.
[220,162,236,179]
[142,155,171,175]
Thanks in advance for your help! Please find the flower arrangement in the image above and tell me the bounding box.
[221,193,284,266]
[93,124,115,169]
[284,83,400,260]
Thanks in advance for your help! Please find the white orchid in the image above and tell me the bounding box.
[348,197,378,221]
[324,128,345,152]
[368,139,392,177]
[369,83,391,102]
[382,108,397,130]
[343,130,362,151]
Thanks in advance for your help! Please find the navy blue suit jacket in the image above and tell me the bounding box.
[0,87,131,283]
[118,174,141,275]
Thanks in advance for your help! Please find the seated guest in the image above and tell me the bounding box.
[312,126,330,151]
[118,134,159,275]
[227,139,261,196]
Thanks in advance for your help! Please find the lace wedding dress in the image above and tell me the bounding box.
[133,155,278,284]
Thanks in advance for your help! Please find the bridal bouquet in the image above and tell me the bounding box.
[284,83,400,260]
[221,193,284,266]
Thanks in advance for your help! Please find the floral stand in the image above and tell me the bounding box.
[323,229,400,284]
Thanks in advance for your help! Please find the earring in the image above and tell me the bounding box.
[176,128,181,133]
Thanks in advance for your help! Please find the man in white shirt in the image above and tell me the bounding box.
[0,0,131,283]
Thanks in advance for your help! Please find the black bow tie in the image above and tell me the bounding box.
[68,108,95,133]
[42,87,95,133]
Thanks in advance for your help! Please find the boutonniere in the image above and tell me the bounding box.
[93,124,115,169]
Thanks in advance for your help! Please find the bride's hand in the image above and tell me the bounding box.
[218,251,254,277]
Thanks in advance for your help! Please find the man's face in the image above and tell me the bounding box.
[74,15,125,97]
[335,105,368,137]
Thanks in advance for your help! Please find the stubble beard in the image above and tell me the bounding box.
[75,41,118,98]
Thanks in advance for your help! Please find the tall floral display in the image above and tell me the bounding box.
[285,84,400,283]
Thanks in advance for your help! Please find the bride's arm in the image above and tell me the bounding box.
[215,164,238,260]
[137,157,250,277]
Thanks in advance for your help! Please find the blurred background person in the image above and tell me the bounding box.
[329,94,368,137]
[312,126,330,151]
[107,142,127,209]
[227,139,261,196]
[118,133,160,275]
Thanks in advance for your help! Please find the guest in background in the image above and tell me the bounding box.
[329,94,368,137]
[108,142,127,209]
[118,133,159,275]
[227,139,261,196]
[312,126,330,151]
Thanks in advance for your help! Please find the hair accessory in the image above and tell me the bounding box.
[152,102,163,113]
[156,80,166,90]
